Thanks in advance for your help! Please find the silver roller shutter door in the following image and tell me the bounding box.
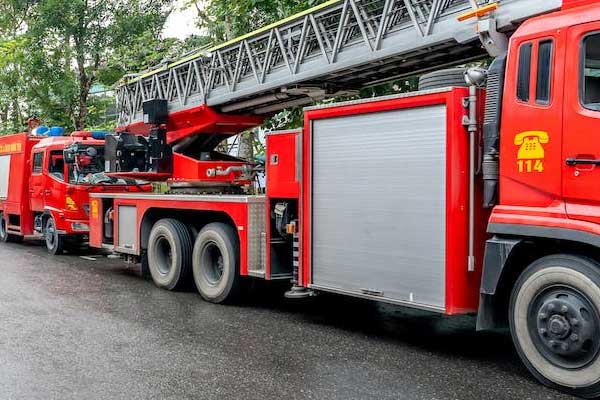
[310,105,447,310]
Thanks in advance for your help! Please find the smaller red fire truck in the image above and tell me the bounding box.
[0,130,149,254]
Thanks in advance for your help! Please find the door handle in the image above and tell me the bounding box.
[44,190,51,196]
[566,158,600,166]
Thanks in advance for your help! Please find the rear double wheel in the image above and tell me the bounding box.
[192,223,242,304]
[147,219,193,290]
[510,255,600,398]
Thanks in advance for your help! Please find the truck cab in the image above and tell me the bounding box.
[494,2,600,215]
[475,3,600,396]
[482,3,600,285]
[0,130,150,254]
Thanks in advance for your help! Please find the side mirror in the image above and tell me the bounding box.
[63,149,76,164]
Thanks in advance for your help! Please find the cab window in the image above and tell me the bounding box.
[48,150,65,182]
[536,40,553,104]
[517,42,532,102]
[32,152,43,174]
[582,33,600,111]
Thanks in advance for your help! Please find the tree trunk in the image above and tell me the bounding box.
[75,41,90,131]
[0,106,8,134]
[11,98,22,132]
[74,11,93,131]
[238,131,255,160]
[76,82,90,130]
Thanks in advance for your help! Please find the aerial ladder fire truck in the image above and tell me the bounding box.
[7,0,599,395]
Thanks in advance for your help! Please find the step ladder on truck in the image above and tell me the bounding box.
[40,0,600,396]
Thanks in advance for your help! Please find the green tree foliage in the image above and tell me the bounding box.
[186,0,329,43]
[30,0,173,130]
[0,0,176,134]
[0,0,33,134]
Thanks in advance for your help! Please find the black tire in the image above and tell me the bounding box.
[45,217,63,255]
[192,222,242,304]
[0,214,23,244]
[510,255,600,398]
[147,219,193,290]
[418,68,469,91]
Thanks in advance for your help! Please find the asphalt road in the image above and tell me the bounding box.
[0,241,578,400]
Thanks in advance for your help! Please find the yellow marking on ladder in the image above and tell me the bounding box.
[457,3,498,22]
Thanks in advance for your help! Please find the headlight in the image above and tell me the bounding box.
[71,222,89,232]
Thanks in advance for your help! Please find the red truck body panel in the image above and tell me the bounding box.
[265,130,301,280]
[562,0,596,10]
[266,131,300,200]
[301,88,489,314]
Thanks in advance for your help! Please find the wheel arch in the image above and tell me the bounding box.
[477,232,600,331]
[38,210,63,234]
[40,210,54,227]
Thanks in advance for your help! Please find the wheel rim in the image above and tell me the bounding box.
[45,219,56,249]
[201,241,224,286]
[528,284,600,370]
[155,236,174,276]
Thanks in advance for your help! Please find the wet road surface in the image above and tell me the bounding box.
[0,241,577,400]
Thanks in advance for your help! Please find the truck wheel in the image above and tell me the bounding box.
[510,255,600,398]
[0,215,22,244]
[45,217,63,255]
[192,223,242,304]
[147,219,192,290]
[418,68,468,91]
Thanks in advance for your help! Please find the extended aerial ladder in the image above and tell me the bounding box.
[116,0,561,128]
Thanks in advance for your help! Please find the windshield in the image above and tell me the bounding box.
[68,168,132,185]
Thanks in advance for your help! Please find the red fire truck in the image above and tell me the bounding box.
[0,131,149,254]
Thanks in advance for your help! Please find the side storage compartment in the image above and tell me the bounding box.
[302,88,488,314]
[116,205,138,254]
[89,195,124,251]
[266,130,301,280]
